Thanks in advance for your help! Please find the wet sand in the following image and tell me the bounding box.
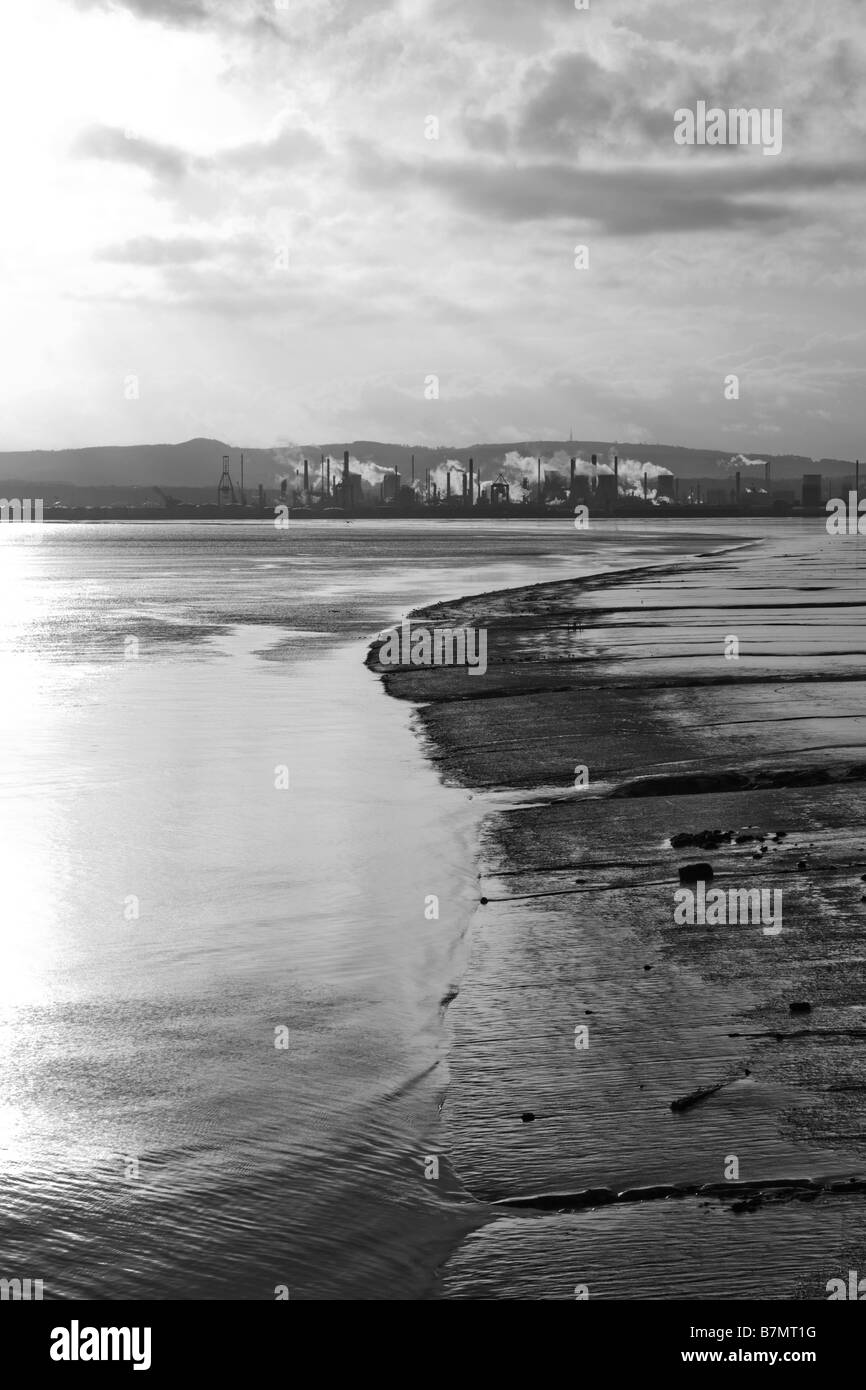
[369,522,866,1299]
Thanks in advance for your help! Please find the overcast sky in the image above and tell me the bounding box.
[1,0,864,455]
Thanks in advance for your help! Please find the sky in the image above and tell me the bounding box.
[1,0,864,455]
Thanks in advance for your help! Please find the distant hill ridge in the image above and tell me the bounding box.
[0,435,854,492]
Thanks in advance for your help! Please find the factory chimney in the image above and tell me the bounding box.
[643,471,648,499]
[342,450,350,510]
[570,456,576,501]
[446,470,451,501]
[303,458,309,492]
[537,456,541,504]
[326,458,330,497]
[591,453,597,495]
[258,483,264,509]
[468,458,474,508]
[735,470,741,504]
[614,455,619,496]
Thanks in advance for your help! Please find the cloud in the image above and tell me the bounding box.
[73,121,326,191]
[71,0,212,28]
[73,125,189,180]
[351,129,866,235]
[70,0,281,37]
[96,235,213,265]
[219,125,327,172]
[514,53,618,154]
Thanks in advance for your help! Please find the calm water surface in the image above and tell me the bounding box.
[0,518,722,1298]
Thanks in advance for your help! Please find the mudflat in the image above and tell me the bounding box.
[369,522,866,1299]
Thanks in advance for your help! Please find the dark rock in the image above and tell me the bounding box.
[797,860,807,871]
[679,862,713,884]
[671,829,727,850]
[521,1112,535,1123]
[789,1001,811,1014]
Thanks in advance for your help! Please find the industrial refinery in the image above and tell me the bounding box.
[29,447,856,521]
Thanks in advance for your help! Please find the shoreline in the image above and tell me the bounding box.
[370,524,866,1299]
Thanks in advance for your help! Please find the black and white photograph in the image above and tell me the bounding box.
[1,0,865,1348]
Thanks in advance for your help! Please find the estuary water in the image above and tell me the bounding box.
[0,517,715,1299]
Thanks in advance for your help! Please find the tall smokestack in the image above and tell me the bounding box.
[326,458,330,497]
[591,453,597,495]
[462,472,467,499]
[570,457,576,500]
[303,458,309,491]
[258,483,264,508]
[643,471,648,499]
[468,457,474,508]
[537,457,541,503]
[343,450,350,510]
[736,470,741,503]
[614,455,619,498]
[446,470,451,500]
[411,454,415,485]
[857,459,860,502]
[765,460,771,486]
